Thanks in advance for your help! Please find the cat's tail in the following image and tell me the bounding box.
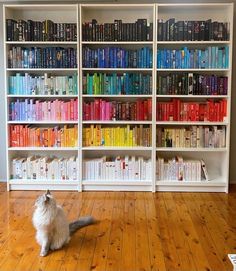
[69,216,95,235]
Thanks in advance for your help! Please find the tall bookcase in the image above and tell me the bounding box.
[3,3,234,192]
[155,3,233,193]
[4,5,81,191]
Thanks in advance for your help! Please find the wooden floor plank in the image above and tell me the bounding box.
[173,193,211,271]
[105,192,124,271]
[58,191,96,271]
[163,192,196,271]
[144,192,167,271]
[154,192,182,270]
[135,192,151,271]
[90,192,115,271]
[120,192,136,271]
[75,192,106,271]
[0,183,235,271]
[180,193,228,271]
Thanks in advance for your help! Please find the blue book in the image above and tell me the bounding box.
[225,46,229,68]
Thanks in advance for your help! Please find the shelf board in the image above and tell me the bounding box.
[82,120,152,124]
[156,41,230,45]
[6,41,77,45]
[156,68,230,71]
[82,68,153,71]
[8,120,78,124]
[156,180,226,187]
[82,41,153,45]
[156,95,229,98]
[82,94,152,98]
[82,180,152,185]
[7,68,77,71]
[9,179,79,185]
[156,147,227,152]
[82,146,152,151]
[8,147,78,151]
[8,95,78,98]
[156,121,228,125]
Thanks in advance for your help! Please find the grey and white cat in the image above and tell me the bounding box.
[33,190,94,257]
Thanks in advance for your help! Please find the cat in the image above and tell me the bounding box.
[32,190,95,257]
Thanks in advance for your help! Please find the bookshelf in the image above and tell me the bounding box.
[4,4,80,191]
[155,3,233,193]
[3,3,233,192]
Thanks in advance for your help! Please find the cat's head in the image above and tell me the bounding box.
[35,190,56,209]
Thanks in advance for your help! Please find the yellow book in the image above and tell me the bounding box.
[90,125,94,146]
[75,125,78,146]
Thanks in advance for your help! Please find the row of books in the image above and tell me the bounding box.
[82,47,153,68]
[12,156,79,180]
[83,99,152,121]
[82,19,153,41]
[10,125,78,147]
[82,156,152,181]
[83,125,151,147]
[83,73,152,95]
[9,99,78,121]
[156,99,227,122]
[156,126,226,148]
[157,46,229,69]
[156,157,207,181]
[8,47,77,68]
[157,19,230,41]
[8,73,78,95]
[6,19,77,42]
[157,73,228,95]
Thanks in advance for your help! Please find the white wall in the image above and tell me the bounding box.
[0,0,235,183]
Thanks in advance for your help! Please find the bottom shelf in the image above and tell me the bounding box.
[82,179,152,191]
[8,178,228,192]
[156,179,227,192]
[8,179,80,191]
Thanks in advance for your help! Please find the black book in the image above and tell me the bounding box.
[187,21,193,41]
[177,21,184,41]
[183,21,188,41]
[199,21,205,41]
[204,19,211,41]
[162,21,167,41]
[218,22,224,40]
[114,19,118,41]
[141,19,147,41]
[193,21,200,41]
[148,22,153,41]
[169,18,175,41]
[212,21,219,40]
[157,19,163,41]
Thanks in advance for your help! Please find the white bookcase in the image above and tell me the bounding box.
[3,4,81,191]
[3,3,234,192]
[155,3,233,193]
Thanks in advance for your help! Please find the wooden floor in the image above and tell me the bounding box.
[0,184,236,271]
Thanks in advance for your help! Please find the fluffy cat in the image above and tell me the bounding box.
[32,190,94,256]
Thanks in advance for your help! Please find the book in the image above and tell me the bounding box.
[201,159,209,181]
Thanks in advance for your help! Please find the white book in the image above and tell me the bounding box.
[201,160,209,181]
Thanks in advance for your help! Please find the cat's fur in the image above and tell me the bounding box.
[32,190,94,256]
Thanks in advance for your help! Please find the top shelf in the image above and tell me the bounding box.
[6,41,78,45]
[156,41,230,45]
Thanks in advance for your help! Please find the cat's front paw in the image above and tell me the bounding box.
[40,250,48,257]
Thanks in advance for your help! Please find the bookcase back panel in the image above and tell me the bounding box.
[157,5,232,22]
[5,6,77,23]
[81,7,154,24]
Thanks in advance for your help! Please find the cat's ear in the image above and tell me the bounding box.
[46,190,51,195]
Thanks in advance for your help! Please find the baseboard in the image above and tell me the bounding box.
[0,180,6,182]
